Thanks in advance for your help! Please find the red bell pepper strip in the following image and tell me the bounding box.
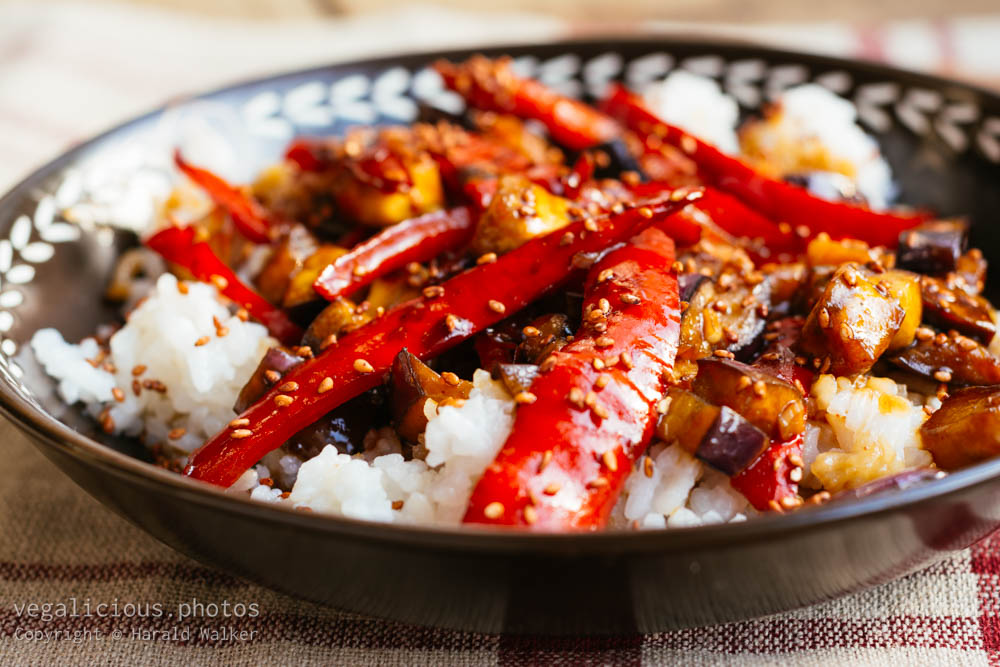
[601,84,927,248]
[313,206,475,302]
[434,56,619,151]
[183,190,705,487]
[145,225,302,344]
[730,432,804,512]
[464,225,683,530]
[174,150,274,244]
[631,183,802,262]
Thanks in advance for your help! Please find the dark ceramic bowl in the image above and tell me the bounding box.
[2,38,1000,635]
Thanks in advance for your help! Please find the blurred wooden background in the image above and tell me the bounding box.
[14,0,1000,22]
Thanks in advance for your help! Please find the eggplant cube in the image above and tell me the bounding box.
[897,219,967,275]
[921,385,1000,470]
[800,263,903,376]
[696,406,769,476]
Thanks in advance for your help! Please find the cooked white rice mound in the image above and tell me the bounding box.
[268,370,515,524]
[31,273,273,452]
[809,374,933,493]
[642,70,740,154]
[612,442,750,530]
[742,84,894,209]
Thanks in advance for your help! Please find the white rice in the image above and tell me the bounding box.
[748,84,894,209]
[809,374,933,493]
[31,273,274,453]
[642,70,741,154]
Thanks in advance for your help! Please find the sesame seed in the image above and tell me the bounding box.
[477,252,497,265]
[278,381,299,392]
[620,293,640,305]
[236,308,249,322]
[935,333,948,346]
[818,308,831,328]
[523,505,538,525]
[587,478,609,489]
[713,349,735,359]
[320,334,338,350]
[354,359,374,373]
[656,396,672,414]
[737,376,752,391]
[422,285,445,299]
[591,401,610,420]
[840,322,854,340]
[539,450,553,473]
[752,380,767,398]
[132,364,147,376]
[560,231,575,246]
[522,326,541,338]
[274,394,295,407]
[264,370,281,384]
[543,482,560,495]
[406,262,422,274]
[638,207,654,218]
[620,351,633,369]
[958,336,978,351]
[312,377,333,395]
[391,500,404,510]
[112,387,125,403]
[780,496,800,509]
[440,372,460,387]
[168,428,186,440]
[488,300,506,314]
[933,369,953,383]
[195,336,210,347]
[177,281,189,295]
[604,354,620,367]
[584,218,599,232]
[352,265,368,277]
[540,357,557,373]
[444,314,461,332]
[586,309,606,323]
[598,269,615,282]
[598,298,611,313]
[767,499,783,513]
[592,357,605,371]
[602,450,618,472]
[788,454,804,467]
[643,456,654,478]
[595,336,615,348]
[789,467,803,482]
[568,387,586,408]
[671,261,684,273]
[231,429,253,439]
[230,418,250,428]
[595,374,610,389]
[259,477,273,487]
[585,391,598,408]
[483,502,505,519]
[210,274,228,290]
[132,380,142,396]
[514,391,537,404]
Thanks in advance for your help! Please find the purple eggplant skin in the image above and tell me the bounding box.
[830,468,946,503]
[284,389,386,459]
[678,273,710,304]
[695,406,770,476]
[897,220,968,275]
[234,346,306,412]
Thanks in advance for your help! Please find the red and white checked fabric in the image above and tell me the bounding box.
[2,3,1000,664]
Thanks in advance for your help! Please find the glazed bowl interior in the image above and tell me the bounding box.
[4,37,1000,632]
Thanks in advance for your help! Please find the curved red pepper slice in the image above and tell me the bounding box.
[183,190,704,487]
[145,225,302,344]
[313,206,475,302]
[730,433,804,512]
[174,150,274,244]
[434,57,619,151]
[601,84,927,249]
[464,225,681,530]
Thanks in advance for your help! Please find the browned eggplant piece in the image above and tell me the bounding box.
[695,406,770,476]
[921,275,995,344]
[692,357,806,441]
[805,233,874,267]
[678,273,710,303]
[234,346,306,412]
[676,237,755,281]
[800,264,837,313]
[896,219,967,275]
[389,349,473,442]
[495,363,540,397]
[474,326,519,371]
[255,224,317,304]
[516,312,572,364]
[754,316,809,389]
[761,262,806,316]
[301,298,372,351]
[921,385,1000,469]
[470,175,570,255]
[677,270,770,364]
[830,468,945,502]
[800,263,904,376]
[283,244,348,308]
[656,387,720,455]
[947,248,986,296]
[877,269,922,351]
[888,329,1000,385]
[283,389,386,459]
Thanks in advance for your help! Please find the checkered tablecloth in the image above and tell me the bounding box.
[2,3,1000,663]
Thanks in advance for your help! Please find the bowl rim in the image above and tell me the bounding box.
[4,34,1000,554]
